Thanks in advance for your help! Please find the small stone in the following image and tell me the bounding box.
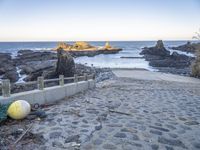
[178,117,187,121]
[82,119,88,123]
[107,124,123,127]
[65,135,80,143]
[168,133,178,138]
[80,129,89,132]
[149,126,169,132]
[132,134,140,141]
[121,128,137,133]
[184,121,199,126]
[103,144,117,149]
[150,130,162,135]
[49,132,62,139]
[114,132,127,138]
[193,142,200,149]
[165,146,174,150]
[151,144,159,150]
[95,124,102,130]
[158,137,186,148]
[93,139,103,145]
[165,125,176,130]
[52,141,64,148]
[154,123,162,126]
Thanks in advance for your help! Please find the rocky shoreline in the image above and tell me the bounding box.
[140,40,195,76]
[0,50,116,94]
[0,41,199,89]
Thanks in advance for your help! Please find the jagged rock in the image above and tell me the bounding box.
[2,70,19,83]
[56,48,75,77]
[140,40,194,75]
[16,50,57,65]
[171,41,200,53]
[140,40,170,57]
[0,53,19,82]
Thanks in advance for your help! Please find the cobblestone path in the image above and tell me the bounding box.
[29,78,200,150]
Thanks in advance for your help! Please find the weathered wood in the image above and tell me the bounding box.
[84,73,88,81]
[2,79,11,97]
[37,77,44,90]
[92,73,96,80]
[59,75,64,86]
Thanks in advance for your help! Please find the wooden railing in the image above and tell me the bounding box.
[0,73,95,97]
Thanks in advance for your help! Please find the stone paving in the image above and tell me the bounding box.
[28,78,200,150]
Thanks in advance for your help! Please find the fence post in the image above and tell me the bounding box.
[37,77,44,90]
[2,79,11,97]
[84,73,88,81]
[74,74,78,82]
[92,73,96,80]
[59,75,64,86]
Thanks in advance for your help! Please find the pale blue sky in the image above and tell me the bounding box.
[0,0,200,41]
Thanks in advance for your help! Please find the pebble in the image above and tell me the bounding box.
[158,137,186,148]
[114,132,127,138]
[103,143,117,149]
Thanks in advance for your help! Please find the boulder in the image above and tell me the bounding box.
[2,70,19,83]
[0,53,19,82]
[56,49,75,77]
[140,40,170,57]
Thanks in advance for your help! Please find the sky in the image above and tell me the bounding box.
[0,0,200,41]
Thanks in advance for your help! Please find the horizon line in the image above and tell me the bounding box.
[0,39,196,43]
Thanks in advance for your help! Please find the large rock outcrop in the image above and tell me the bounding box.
[0,53,19,82]
[140,40,194,75]
[140,40,170,57]
[171,42,200,53]
[53,42,122,57]
[56,48,75,77]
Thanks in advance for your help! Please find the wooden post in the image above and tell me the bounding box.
[74,74,78,82]
[92,73,96,80]
[59,75,64,86]
[84,73,88,81]
[37,77,44,90]
[2,79,11,97]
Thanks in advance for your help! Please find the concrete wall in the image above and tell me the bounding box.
[0,79,95,105]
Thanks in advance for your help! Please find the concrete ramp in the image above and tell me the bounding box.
[112,69,200,84]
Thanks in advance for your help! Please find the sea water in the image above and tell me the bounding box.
[0,41,191,70]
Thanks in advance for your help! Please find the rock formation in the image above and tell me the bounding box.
[53,41,122,55]
[140,40,194,75]
[140,40,170,57]
[171,41,200,53]
[0,53,19,82]
[56,48,75,77]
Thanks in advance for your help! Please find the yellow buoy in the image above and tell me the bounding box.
[7,100,31,120]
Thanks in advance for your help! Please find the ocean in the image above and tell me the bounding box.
[0,41,192,70]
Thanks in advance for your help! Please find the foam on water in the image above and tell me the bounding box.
[16,67,27,83]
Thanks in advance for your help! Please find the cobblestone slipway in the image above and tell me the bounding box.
[20,78,200,150]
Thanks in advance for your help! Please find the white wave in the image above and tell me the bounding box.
[16,67,27,83]
[167,48,195,57]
